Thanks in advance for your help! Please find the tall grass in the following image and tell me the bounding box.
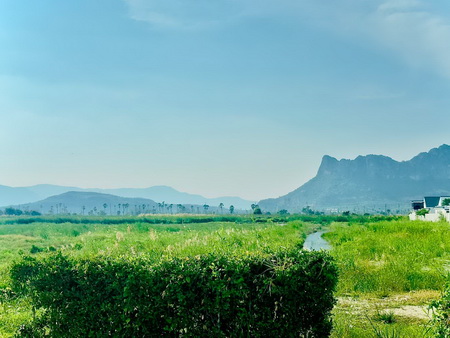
[0,218,309,287]
[325,219,450,294]
[0,216,311,337]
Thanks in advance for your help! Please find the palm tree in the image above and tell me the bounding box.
[219,203,224,214]
[177,204,183,214]
[203,204,209,214]
[229,205,235,214]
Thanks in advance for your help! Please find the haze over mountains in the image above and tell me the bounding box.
[3,145,449,215]
[0,185,253,211]
[259,144,450,213]
[12,191,232,215]
[18,192,159,215]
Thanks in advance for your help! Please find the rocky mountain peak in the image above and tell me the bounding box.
[259,144,450,213]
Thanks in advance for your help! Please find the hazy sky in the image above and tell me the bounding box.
[1,0,449,201]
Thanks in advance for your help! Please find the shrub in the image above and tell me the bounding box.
[10,249,338,337]
[29,245,44,254]
[416,208,429,216]
[429,281,450,337]
[373,310,396,324]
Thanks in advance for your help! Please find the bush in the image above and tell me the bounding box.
[29,245,44,254]
[429,281,450,337]
[416,208,429,216]
[10,249,338,337]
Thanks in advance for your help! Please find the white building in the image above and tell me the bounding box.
[409,196,450,222]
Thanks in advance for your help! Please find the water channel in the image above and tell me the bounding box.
[303,231,331,251]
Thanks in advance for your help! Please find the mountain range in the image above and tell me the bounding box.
[4,145,449,215]
[0,185,253,210]
[12,191,229,215]
[259,144,450,213]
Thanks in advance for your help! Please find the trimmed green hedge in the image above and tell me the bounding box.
[11,249,337,337]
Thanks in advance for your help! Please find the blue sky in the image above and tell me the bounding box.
[1,0,449,200]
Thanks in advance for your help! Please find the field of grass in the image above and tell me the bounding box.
[1,214,449,336]
[326,219,450,337]
[0,215,315,336]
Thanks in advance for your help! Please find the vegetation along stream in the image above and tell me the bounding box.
[303,231,331,251]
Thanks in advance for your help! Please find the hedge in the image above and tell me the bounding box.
[11,249,337,337]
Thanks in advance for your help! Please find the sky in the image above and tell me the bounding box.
[1,0,449,201]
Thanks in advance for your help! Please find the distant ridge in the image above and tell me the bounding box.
[0,185,253,210]
[259,144,450,213]
[15,191,159,215]
[11,191,233,215]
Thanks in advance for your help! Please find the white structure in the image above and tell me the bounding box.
[409,196,450,223]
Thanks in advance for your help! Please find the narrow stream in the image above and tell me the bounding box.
[303,231,331,251]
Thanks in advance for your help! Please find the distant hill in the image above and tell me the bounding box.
[15,191,159,215]
[0,185,253,210]
[10,191,239,215]
[259,144,450,213]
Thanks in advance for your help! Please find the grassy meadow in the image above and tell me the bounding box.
[0,214,317,336]
[0,214,449,336]
[326,219,450,337]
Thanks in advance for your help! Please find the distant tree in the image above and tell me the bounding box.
[177,204,183,214]
[442,198,450,206]
[219,203,224,214]
[203,204,209,214]
[251,204,257,211]
[5,207,23,216]
[416,208,429,216]
[229,205,235,214]
[103,203,108,214]
[302,206,314,215]
[277,209,289,216]
[253,206,262,215]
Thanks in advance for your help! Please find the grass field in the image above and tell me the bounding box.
[0,215,316,336]
[326,219,450,337]
[0,214,449,336]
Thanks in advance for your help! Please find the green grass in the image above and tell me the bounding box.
[0,215,312,337]
[325,218,450,337]
[324,219,450,294]
[2,214,441,337]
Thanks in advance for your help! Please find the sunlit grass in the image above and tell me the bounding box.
[0,217,310,337]
[324,220,450,295]
[326,219,449,337]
